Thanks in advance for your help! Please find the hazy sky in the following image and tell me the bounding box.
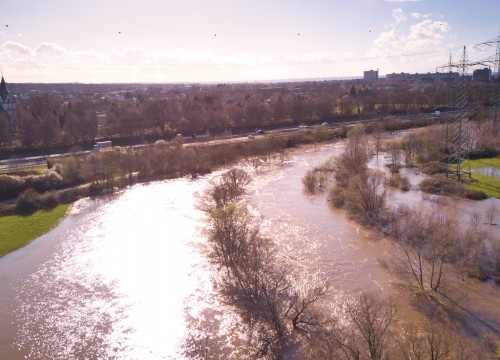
[1,0,499,83]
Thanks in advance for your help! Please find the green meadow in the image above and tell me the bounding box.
[467,156,500,199]
[0,204,69,258]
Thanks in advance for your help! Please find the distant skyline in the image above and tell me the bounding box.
[1,0,499,83]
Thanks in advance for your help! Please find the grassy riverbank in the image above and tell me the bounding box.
[467,156,500,198]
[0,204,69,258]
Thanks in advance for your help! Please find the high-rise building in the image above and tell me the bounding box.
[472,68,492,82]
[363,69,378,82]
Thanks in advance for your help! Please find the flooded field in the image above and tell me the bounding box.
[0,140,499,358]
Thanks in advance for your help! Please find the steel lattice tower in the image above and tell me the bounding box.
[446,46,471,179]
[492,35,500,134]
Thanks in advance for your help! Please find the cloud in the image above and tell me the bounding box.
[0,40,359,82]
[367,8,453,72]
[1,41,33,56]
[35,42,67,57]
[410,12,432,19]
[392,8,407,25]
[110,47,148,64]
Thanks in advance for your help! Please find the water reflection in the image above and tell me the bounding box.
[0,141,499,358]
[9,180,212,359]
[475,167,500,178]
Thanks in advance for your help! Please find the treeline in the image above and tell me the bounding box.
[0,128,342,215]
[1,78,497,149]
[183,168,492,359]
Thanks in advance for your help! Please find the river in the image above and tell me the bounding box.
[0,141,499,358]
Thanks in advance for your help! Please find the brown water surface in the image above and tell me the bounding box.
[0,141,499,358]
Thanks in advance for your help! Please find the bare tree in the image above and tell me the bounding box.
[332,127,369,187]
[328,293,397,360]
[201,168,250,211]
[469,211,482,231]
[345,170,388,226]
[485,204,497,225]
[390,204,462,293]
[395,320,483,360]
[385,140,402,165]
[203,169,327,358]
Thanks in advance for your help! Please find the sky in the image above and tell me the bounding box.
[0,0,499,83]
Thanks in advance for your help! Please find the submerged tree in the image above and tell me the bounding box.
[202,168,327,358]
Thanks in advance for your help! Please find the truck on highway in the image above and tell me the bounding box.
[93,141,112,150]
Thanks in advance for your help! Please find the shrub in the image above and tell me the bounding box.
[303,170,319,193]
[387,163,402,174]
[39,192,59,209]
[388,173,410,191]
[421,161,448,175]
[88,182,104,196]
[0,174,25,200]
[419,175,487,200]
[328,184,346,208]
[464,189,488,200]
[25,171,64,193]
[46,157,56,169]
[16,188,41,213]
[154,139,168,147]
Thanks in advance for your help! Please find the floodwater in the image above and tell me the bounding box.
[475,167,500,179]
[0,141,499,358]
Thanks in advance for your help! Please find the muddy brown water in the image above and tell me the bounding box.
[0,141,499,358]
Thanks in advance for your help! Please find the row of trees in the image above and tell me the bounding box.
[0,128,341,216]
[2,78,497,148]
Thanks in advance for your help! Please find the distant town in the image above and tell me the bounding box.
[0,66,498,152]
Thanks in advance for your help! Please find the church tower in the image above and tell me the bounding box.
[0,76,18,130]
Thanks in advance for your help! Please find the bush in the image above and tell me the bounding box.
[469,149,498,159]
[421,161,448,175]
[25,171,64,193]
[46,157,56,169]
[88,182,104,196]
[0,174,25,200]
[328,184,346,208]
[419,175,488,200]
[388,173,410,191]
[39,192,59,209]
[419,176,462,196]
[16,188,41,213]
[387,163,401,174]
[302,170,319,193]
[464,189,488,200]
[154,139,168,147]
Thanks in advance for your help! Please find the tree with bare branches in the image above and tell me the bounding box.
[202,168,327,358]
[345,170,388,227]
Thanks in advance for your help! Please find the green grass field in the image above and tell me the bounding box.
[0,165,47,175]
[467,156,500,199]
[0,204,69,258]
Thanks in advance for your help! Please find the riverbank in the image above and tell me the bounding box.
[0,204,69,258]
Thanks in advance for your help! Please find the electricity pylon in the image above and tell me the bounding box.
[492,35,500,134]
[446,46,471,179]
